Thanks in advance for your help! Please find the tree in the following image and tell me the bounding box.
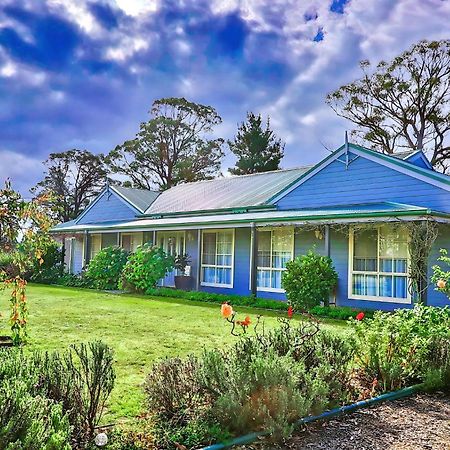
[107,97,224,190]
[228,112,285,175]
[327,40,450,172]
[32,150,108,222]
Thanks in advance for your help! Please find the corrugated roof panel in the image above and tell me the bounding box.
[145,167,310,214]
[112,186,160,212]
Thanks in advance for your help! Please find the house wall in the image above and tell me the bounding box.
[276,151,450,213]
[72,235,84,273]
[77,191,138,224]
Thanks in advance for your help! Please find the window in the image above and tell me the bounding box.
[201,230,234,287]
[257,227,294,291]
[90,234,102,260]
[350,225,409,302]
[121,233,143,252]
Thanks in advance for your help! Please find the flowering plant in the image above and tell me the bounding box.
[431,249,450,299]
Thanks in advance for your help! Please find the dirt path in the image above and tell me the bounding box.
[284,393,450,450]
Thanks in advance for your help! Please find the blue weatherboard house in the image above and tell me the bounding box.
[52,143,450,310]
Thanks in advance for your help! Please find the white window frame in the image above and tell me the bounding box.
[201,229,235,288]
[255,227,294,293]
[348,226,411,304]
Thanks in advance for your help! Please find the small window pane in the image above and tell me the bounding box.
[380,258,393,273]
[365,275,377,296]
[257,231,271,267]
[394,276,407,298]
[379,275,393,297]
[257,269,271,288]
[202,267,215,284]
[353,229,377,271]
[393,259,407,273]
[271,271,282,289]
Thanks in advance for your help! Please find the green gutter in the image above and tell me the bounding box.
[51,208,448,233]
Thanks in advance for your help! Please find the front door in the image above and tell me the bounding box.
[157,231,185,287]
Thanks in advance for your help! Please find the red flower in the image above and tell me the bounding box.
[287,306,294,319]
[355,312,365,321]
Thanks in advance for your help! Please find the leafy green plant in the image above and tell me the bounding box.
[174,253,191,276]
[431,248,450,299]
[120,244,174,293]
[352,304,450,392]
[86,246,129,290]
[56,272,94,289]
[0,341,115,448]
[27,240,63,284]
[282,250,338,310]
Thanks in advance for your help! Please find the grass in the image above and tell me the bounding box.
[0,284,348,422]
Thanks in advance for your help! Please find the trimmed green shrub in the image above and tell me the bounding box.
[56,272,95,289]
[86,246,129,290]
[282,250,338,310]
[120,244,174,293]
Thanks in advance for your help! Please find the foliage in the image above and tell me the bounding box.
[26,240,64,284]
[0,251,17,280]
[107,97,224,190]
[56,272,95,289]
[327,39,450,172]
[228,112,285,175]
[0,341,115,448]
[0,377,72,450]
[309,305,374,320]
[120,244,174,293]
[174,253,191,276]
[144,318,354,447]
[0,179,56,344]
[86,246,129,290]
[31,149,108,222]
[0,179,23,251]
[352,304,450,392]
[282,250,338,310]
[431,248,450,299]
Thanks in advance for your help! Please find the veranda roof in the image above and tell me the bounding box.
[51,202,450,234]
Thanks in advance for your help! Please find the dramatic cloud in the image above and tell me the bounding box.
[0,0,448,193]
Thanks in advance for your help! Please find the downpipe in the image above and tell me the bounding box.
[201,383,424,450]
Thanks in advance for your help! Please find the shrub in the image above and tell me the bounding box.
[120,244,174,293]
[0,378,72,450]
[0,341,115,448]
[56,272,95,289]
[282,250,338,310]
[431,248,450,299]
[86,246,129,290]
[27,241,63,284]
[0,251,18,280]
[145,318,355,447]
[352,304,450,392]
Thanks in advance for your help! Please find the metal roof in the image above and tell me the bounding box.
[51,202,449,233]
[111,186,160,213]
[144,167,310,215]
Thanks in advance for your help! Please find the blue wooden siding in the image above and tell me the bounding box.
[276,151,450,213]
[77,191,138,224]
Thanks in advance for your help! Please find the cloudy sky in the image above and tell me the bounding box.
[0,0,449,193]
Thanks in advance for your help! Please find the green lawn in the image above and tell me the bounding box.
[0,284,348,422]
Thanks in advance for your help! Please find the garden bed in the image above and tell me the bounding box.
[286,393,450,450]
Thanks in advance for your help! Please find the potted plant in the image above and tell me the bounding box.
[174,253,192,290]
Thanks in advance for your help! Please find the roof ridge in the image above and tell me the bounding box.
[113,185,160,194]
[169,166,312,189]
